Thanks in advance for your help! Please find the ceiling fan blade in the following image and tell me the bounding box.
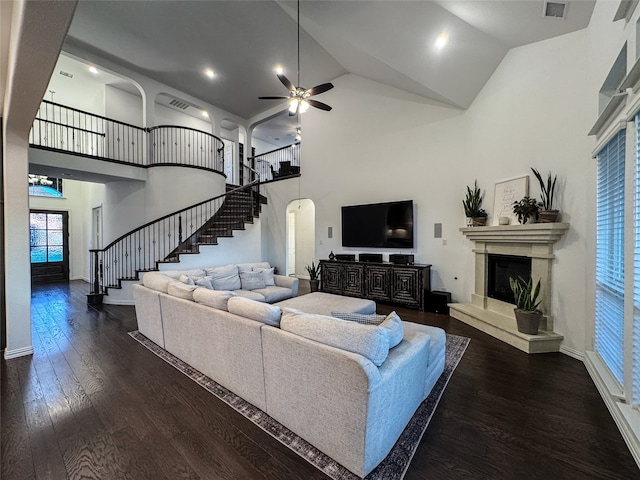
[306,83,334,96]
[277,73,296,92]
[259,96,289,100]
[307,99,332,111]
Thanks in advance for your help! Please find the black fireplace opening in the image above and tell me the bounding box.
[487,254,532,304]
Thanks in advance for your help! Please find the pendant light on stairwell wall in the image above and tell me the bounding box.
[258,0,334,116]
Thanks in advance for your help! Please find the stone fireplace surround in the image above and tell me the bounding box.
[449,223,570,354]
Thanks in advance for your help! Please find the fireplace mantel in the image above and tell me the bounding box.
[450,222,570,354]
[460,223,570,244]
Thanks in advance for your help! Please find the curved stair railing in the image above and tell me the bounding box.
[88,166,260,299]
[148,125,225,171]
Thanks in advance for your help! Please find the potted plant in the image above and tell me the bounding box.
[509,275,543,335]
[463,180,488,226]
[305,261,321,292]
[512,196,540,224]
[531,167,559,223]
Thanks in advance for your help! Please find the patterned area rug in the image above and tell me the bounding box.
[129,330,470,480]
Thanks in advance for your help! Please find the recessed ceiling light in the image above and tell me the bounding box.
[275,66,284,75]
[88,66,98,74]
[435,33,449,50]
[202,110,209,117]
[205,69,215,78]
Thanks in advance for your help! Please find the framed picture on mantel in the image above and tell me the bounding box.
[492,175,529,225]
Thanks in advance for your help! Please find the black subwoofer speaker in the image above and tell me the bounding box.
[425,291,452,314]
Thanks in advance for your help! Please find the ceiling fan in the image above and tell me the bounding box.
[259,0,333,116]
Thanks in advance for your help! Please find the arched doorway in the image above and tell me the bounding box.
[286,199,315,277]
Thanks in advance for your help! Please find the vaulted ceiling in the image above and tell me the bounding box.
[65,0,595,121]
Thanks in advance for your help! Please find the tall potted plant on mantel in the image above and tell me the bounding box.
[305,261,321,292]
[463,180,488,226]
[509,275,543,335]
[531,167,559,223]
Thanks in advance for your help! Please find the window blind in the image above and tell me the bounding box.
[596,129,626,385]
[634,117,640,407]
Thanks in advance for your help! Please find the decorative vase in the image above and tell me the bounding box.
[472,216,487,227]
[514,309,542,335]
[309,279,320,292]
[329,251,335,261]
[538,210,559,223]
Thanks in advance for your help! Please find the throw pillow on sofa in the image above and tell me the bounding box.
[192,276,214,289]
[281,308,390,366]
[179,274,195,285]
[227,296,282,326]
[256,267,276,286]
[239,271,266,291]
[193,288,236,311]
[207,264,241,290]
[167,282,198,301]
[332,311,404,348]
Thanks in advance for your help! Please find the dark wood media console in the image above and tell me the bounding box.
[319,260,431,310]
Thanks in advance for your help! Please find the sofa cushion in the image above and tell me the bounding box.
[252,286,293,303]
[237,262,271,273]
[208,264,241,291]
[161,269,206,279]
[142,272,180,293]
[281,308,390,366]
[240,271,266,291]
[193,276,214,290]
[228,296,282,326]
[256,267,276,286]
[193,288,235,311]
[332,311,404,348]
[234,290,267,302]
[167,282,198,301]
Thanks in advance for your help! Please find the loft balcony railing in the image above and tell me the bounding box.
[250,142,300,183]
[89,166,261,297]
[29,100,225,173]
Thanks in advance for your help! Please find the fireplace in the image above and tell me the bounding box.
[449,223,569,353]
[487,254,531,304]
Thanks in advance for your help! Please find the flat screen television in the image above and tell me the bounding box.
[341,200,414,248]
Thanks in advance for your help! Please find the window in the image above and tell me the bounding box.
[595,129,626,385]
[30,211,65,263]
[28,174,63,197]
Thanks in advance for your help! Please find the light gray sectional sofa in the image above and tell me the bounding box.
[132,262,446,478]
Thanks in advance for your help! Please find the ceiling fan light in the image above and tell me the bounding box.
[288,98,299,113]
[299,100,310,113]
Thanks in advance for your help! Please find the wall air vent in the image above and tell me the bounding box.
[169,98,190,110]
[59,70,74,78]
[544,1,567,19]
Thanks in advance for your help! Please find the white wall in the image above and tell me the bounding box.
[286,199,315,277]
[105,85,143,127]
[156,102,212,132]
[262,29,591,353]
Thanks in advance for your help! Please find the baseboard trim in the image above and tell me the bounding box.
[584,352,640,469]
[102,298,135,306]
[4,345,34,359]
[560,345,584,360]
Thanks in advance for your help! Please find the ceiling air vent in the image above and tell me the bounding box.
[59,70,74,78]
[544,1,567,19]
[169,98,190,110]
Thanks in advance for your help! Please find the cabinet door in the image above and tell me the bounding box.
[365,265,391,301]
[343,264,364,296]
[391,267,423,308]
[321,262,342,294]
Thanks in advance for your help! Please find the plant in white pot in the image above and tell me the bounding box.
[509,275,543,335]
[512,196,540,224]
[531,167,559,223]
[305,261,321,292]
[463,180,488,226]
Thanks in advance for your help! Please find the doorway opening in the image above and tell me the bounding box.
[30,209,69,283]
[285,199,315,278]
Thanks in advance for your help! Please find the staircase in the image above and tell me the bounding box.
[164,186,263,263]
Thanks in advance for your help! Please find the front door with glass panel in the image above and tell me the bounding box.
[30,210,69,283]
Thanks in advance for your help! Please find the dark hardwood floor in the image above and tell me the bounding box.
[1,280,638,479]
